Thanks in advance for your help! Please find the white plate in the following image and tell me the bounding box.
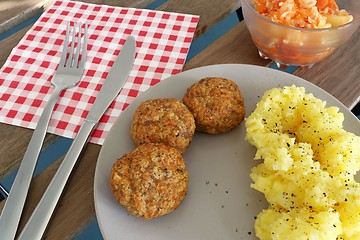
[94,64,360,240]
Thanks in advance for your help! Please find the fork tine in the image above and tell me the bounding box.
[79,23,88,69]
[68,23,76,67]
[74,23,82,68]
[59,22,70,67]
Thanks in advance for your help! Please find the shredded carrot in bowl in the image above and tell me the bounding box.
[252,0,353,28]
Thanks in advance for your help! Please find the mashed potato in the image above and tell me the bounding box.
[245,85,360,239]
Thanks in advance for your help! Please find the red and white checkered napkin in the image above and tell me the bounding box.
[0,0,199,145]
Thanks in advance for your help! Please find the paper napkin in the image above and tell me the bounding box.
[0,0,199,145]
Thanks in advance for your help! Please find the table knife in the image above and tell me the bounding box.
[17,35,136,240]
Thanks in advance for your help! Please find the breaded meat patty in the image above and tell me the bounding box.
[182,77,245,134]
[131,98,195,153]
[110,143,189,220]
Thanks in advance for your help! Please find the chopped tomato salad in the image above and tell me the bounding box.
[252,0,353,28]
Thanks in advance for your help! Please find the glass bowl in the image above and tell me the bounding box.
[241,0,360,69]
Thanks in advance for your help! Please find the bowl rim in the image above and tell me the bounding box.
[241,0,360,32]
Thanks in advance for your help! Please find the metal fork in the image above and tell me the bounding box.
[0,22,87,240]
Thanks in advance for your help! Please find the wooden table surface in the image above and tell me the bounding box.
[0,0,359,239]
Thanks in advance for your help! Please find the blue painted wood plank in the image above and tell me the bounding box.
[145,0,169,9]
[0,13,42,41]
[186,12,239,61]
[74,218,103,240]
[270,63,298,74]
[0,137,73,192]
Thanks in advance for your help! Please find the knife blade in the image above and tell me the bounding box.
[17,35,136,240]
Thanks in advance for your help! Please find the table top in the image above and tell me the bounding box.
[0,0,359,239]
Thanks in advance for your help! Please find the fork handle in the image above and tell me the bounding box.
[17,119,97,240]
[0,86,63,240]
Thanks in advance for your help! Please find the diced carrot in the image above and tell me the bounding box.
[327,0,340,12]
[316,0,329,10]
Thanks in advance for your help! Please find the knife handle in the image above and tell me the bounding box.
[17,120,97,240]
[0,87,63,240]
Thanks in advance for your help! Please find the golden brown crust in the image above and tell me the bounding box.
[182,77,245,134]
[109,143,189,220]
[130,98,196,153]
